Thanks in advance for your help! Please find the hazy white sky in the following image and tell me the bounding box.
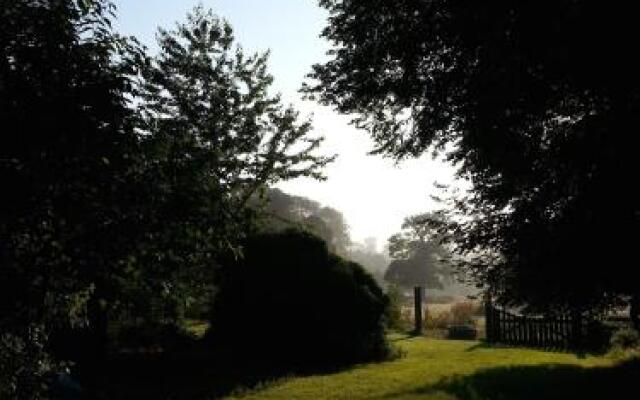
[113,0,458,249]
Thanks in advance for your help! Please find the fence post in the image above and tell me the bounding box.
[571,310,583,351]
[516,315,522,344]
[414,286,423,335]
[495,307,501,341]
[484,292,493,342]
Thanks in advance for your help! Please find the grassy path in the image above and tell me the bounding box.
[225,336,637,400]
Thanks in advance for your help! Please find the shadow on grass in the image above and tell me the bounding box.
[464,342,607,360]
[82,342,378,400]
[386,358,640,400]
[85,350,283,400]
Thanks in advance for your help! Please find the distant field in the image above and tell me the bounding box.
[224,336,638,400]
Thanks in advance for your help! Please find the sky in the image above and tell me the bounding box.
[113,0,458,250]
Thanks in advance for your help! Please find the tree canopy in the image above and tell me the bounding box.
[306,0,639,313]
[1,0,146,395]
[262,188,350,255]
[130,6,333,319]
[1,1,332,395]
[384,212,452,290]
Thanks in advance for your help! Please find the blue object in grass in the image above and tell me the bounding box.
[50,372,83,400]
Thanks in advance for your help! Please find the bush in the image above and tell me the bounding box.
[386,286,411,331]
[610,327,640,351]
[115,322,195,352]
[425,308,452,330]
[206,230,392,371]
[450,302,477,325]
[0,326,61,400]
[583,319,616,352]
[447,324,478,340]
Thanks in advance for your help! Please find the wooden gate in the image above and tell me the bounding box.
[485,303,583,350]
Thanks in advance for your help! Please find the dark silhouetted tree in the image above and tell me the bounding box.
[0,0,147,393]
[0,2,333,394]
[305,1,639,317]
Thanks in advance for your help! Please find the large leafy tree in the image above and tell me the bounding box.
[133,7,332,318]
[0,2,333,394]
[0,0,146,394]
[384,213,452,290]
[306,1,639,317]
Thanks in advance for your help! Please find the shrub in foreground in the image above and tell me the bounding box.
[610,327,640,351]
[206,230,391,371]
[447,324,478,340]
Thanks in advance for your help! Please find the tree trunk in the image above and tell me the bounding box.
[630,294,640,331]
[86,292,109,364]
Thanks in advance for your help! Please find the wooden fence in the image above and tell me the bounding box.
[485,303,583,350]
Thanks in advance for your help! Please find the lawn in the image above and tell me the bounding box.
[225,335,639,400]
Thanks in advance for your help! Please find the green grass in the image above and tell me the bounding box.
[184,319,210,338]
[225,335,638,400]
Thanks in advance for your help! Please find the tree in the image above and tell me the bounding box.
[127,6,333,329]
[305,1,639,317]
[384,212,452,290]
[348,238,389,285]
[206,230,391,370]
[261,188,350,255]
[0,2,334,393]
[1,0,148,393]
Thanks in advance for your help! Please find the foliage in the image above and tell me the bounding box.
[425,308,451,331]
[262,189,388,281]
[206,230,391,370]
[306,0,640,314]
[579,320,615,354]
[384,212,452,290]
[1,1,332,393]
[348,238,389,285]
[261,188,349,255]
[113,322,195,352]
[450,302,478,325]
[0,0,148,391]
[610,328,640,351]
[0,326,62,400]
[446,325,478,341]
[129,6,333,322]
[385,285,410,332]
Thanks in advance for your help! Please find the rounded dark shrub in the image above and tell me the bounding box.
[583,320,615,352]
[610,327,640,351]
[115,323,195,352]
[446,324,477,340]
[205,230,391,371]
